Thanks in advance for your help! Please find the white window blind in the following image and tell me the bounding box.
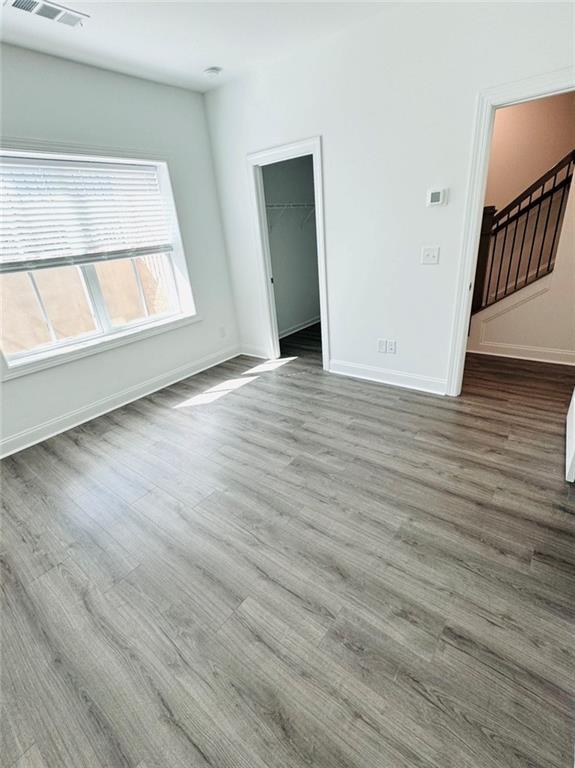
[0,156,174,273]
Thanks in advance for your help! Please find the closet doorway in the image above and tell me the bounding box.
[248,137,329,370]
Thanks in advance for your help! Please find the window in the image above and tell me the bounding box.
[0,151,196,369]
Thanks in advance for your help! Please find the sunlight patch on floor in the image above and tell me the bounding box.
[172,356,298,410]
[173,376,258,409]
[243,357,297,375]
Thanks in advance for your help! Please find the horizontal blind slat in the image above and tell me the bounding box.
[0,155,174,266]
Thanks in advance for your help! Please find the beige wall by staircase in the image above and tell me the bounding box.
[468,185,574,365]
[485,91,575,210]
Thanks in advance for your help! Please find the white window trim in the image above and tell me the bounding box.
[2,311,202,380]
[1,148,199,380]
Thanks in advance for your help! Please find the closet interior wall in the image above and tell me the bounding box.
[262,156,320,338]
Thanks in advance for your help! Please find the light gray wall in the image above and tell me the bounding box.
[0,44,238,454]
[206,2,574,394]
[262,156,320,337]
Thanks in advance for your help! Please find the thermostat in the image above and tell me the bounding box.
[426,189,448,206]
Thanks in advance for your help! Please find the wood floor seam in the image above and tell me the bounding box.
[2,325,574,768]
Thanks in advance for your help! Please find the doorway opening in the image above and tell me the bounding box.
[462,90,575,479]
[447,71,574,396]
[262,155,321,365]
[449,76,575,481]
[247,137,329,370]
[465,92,574,372]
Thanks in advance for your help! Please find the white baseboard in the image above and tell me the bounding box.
[329,359,448,395]
[0,345,240,459]
[567,390,575,482]
[239,346,268,359]
[466,346,575,366]
[279,316,321,339]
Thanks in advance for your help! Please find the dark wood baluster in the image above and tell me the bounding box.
[545,170,572,274]
[503,218,520,296]
[486,229,500,307]
[523,195,544,287]
[512,197,532,290]
[534,174,558,278]
[494,209,511,300]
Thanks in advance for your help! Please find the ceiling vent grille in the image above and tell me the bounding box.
[57,10,81,25]
[8,0,89,26]
[36,2,60,18]
[12,0,39,11]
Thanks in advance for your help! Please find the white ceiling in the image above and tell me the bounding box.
[0,1,386,91]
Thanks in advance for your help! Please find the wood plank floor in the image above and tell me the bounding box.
[2,324,575,768]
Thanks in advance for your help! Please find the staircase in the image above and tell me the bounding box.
[472,149,575,314]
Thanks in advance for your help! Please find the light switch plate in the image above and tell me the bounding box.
[421,246,440,265]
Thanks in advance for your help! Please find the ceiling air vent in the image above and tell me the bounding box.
[57,10,82,25]
[7,0,89,26]
[36,2,61,18]
[11,0,39,11]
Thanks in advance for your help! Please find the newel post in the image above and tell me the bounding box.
[471,205,497,314]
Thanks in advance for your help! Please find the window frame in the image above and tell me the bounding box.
[1,148,199,380]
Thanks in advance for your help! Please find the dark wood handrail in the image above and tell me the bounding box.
[491,173,573,235]
[472,149,574,315]
[493,149,575,224]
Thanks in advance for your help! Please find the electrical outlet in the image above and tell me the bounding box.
[378,339,397,354]
[421,246,440,265]
[218,325,227,339]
